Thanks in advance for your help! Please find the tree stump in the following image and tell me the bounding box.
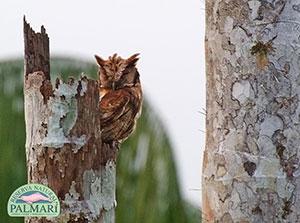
[24,18,117,223]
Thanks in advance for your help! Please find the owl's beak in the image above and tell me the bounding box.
[112,82,116,90]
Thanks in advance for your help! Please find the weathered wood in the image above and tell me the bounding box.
[203,0,300,222]
[24,17,50,80]
[24,20,117,223]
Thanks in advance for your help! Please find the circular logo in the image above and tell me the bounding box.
[7,183,60,217]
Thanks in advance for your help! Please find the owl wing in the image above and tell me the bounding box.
[99,89,131,123]
[99,88,141,142]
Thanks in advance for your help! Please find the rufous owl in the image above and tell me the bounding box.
[95,53,143,144]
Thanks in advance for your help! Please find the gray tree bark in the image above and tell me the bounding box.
[24,18,117,223]
[203,1,300,222]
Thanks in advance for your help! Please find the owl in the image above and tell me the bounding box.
[95,53,143,144]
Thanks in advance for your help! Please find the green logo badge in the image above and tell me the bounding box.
[7,184,60,217]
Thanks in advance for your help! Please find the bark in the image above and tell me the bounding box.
[203,0,300,222]
[24,17,50,80]
[24,19,117,223]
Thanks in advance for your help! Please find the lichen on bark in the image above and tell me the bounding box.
[24,72,117,223]
[42,78,87,149]
[203,0,300,222]
[24,19,118,222]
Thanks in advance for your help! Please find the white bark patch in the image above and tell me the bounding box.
[260,115,283,137]
[277,178,296,200]
[232,80,254,104]
[254,157,282,184]
[229,25,251,59]
[248,0,261,20]
[24,72,47,150]
[62,181,92,222]
[61,162,116,222]
[83,161,116,220]
[224,16,234,33]
[42,80,88,149]
[257,135,276,157]
[24,72,49,178]
[71,135,88,153]
[283,128,300,156]
[64,181,80,203]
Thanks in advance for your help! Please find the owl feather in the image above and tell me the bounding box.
[95,53,143,144]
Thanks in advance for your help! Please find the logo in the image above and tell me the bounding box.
[7,184,60,217]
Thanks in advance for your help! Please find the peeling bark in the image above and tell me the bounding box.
[203,0,300,222]
[24,19,117,223]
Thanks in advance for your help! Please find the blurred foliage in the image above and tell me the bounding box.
[0,58,200,223]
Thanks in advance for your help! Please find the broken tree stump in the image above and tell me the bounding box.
[23,18,117,223]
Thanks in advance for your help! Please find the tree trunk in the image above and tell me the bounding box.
[203,0,300,222]
[24,18,117,223]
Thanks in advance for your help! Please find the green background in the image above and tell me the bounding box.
[0,58,200,223]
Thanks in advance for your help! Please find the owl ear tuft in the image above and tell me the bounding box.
[95,55,106,67]
[126,53,140,67]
